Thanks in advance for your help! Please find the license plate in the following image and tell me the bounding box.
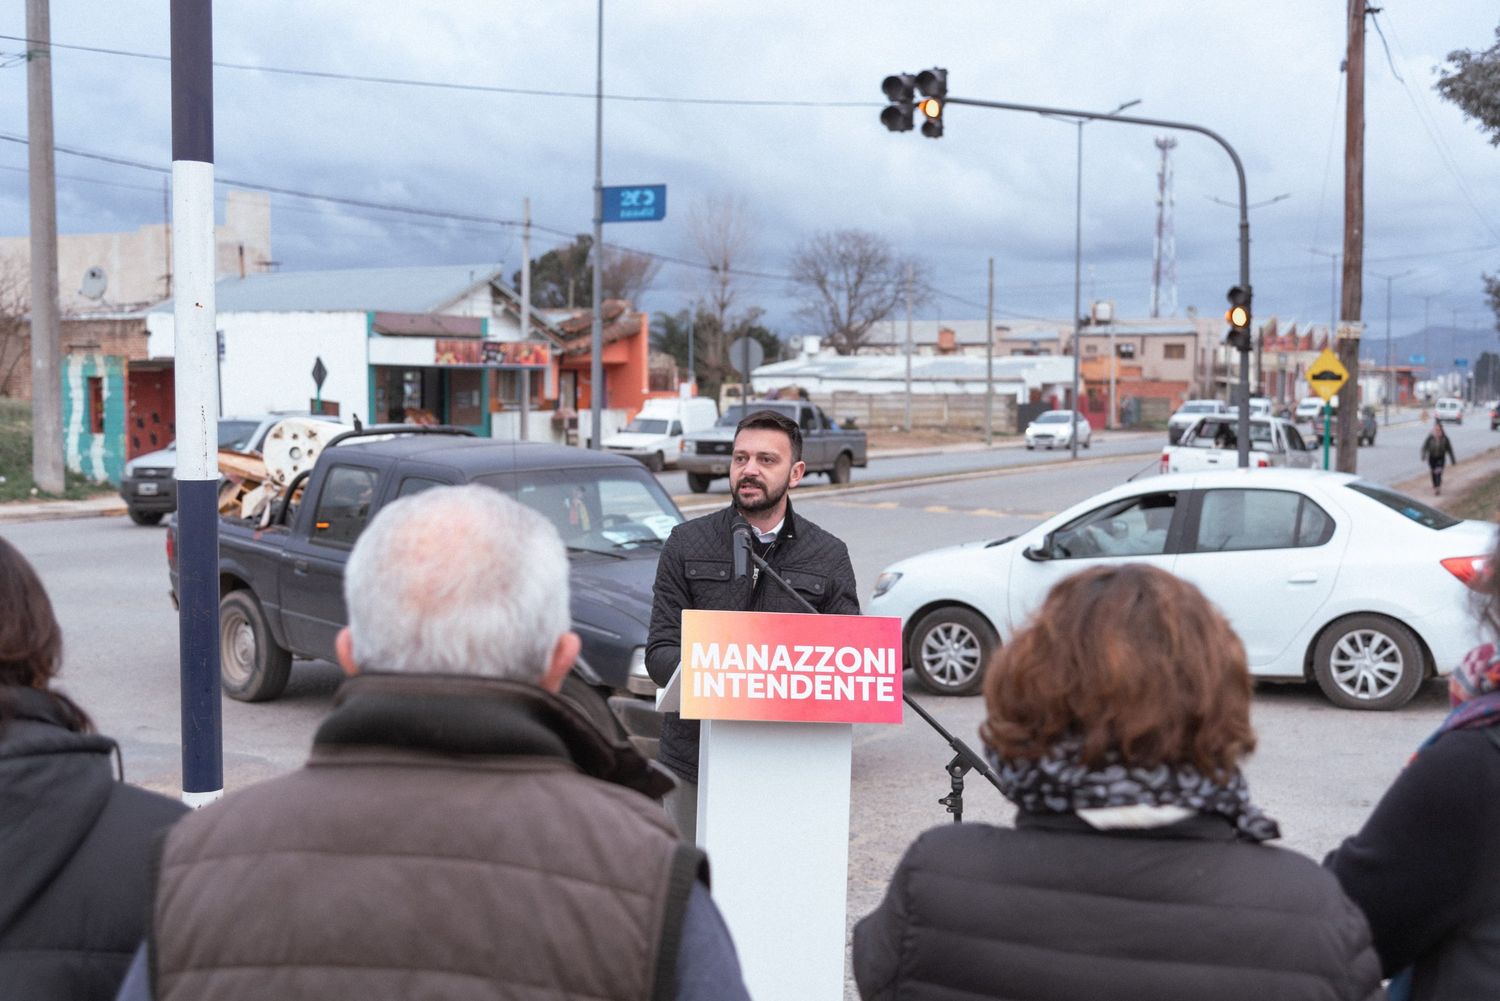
[710,462,728,474]
[137,482,159,496]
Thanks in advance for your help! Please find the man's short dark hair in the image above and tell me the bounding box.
[735,409,803,463]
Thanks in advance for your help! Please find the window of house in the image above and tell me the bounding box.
[1084,344,1098,355]
[87,377,104,433]
[1163,342,1187,360]
[1116,343,1137,359]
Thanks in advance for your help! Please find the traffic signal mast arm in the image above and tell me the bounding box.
[884,78,1255,467]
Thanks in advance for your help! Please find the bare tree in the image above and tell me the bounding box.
[688,194,758,371]
[600,246,662,304]
[787,229,926,355]
[0,255,29,397]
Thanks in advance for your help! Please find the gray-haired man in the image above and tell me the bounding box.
[117,485,748,1001]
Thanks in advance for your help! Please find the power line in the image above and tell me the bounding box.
[0,34,874,109]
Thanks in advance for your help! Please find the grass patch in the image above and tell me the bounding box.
[0,397,115,502]
[1449,468,1500,523]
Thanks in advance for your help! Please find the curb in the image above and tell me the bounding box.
[0,498,127,525]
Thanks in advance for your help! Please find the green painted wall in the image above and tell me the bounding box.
[61,354,127,485]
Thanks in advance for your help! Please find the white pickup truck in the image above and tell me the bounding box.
[1160,414,1315,473]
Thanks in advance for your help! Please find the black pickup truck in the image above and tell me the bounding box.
[166,426,683,715]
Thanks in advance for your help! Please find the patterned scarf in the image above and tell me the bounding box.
[1418,642,1500,752]
[987,736,1281,843]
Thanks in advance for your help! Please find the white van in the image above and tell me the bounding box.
[603,396,719,471]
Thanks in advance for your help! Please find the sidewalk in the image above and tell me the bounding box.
[0,492,126,525]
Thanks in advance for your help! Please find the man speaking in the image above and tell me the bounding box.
[647,409,860,841]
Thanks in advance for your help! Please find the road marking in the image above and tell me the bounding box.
[923,505,950,513]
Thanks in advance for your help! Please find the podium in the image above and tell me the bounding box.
[662,609,903,1001]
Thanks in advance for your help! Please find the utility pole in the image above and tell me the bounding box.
[1369,268,1412,425]
[26,0,64,495]
[1335,0,1367,473]
[588,0,604,449]
[985,257,995,447]
[903,261,913,433]
[519,197,531,441]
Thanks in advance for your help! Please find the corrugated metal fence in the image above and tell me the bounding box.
[814,391,1019,432]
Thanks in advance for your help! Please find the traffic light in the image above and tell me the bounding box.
[881,74,916,133]
[1225,285,1252,352]
[916,68,947,138]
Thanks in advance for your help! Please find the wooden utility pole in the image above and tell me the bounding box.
[26,0,64,494]
[1335,0,1366,473]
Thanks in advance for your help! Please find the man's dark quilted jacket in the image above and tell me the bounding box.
[647,500,860,783]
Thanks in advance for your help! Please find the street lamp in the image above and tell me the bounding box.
[1043,98,1141,459]
[1308,248,1339,342]
[1367,267,1413,425]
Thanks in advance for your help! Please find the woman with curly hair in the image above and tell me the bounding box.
[854,564,1382,1001]
[0,537,185,1000]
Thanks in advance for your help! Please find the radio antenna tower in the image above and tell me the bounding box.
[1150,135,1178,317]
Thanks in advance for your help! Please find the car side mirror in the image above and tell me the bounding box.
[1022,534,1054,562]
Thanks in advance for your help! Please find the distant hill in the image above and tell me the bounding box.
[1359,324,1500,370]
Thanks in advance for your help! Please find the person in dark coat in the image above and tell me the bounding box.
[0,537,186,1001]
[647,409,859,841]
[1420,421,1457,495]
[1327,525,1500,999]
[853,564,1383,1001]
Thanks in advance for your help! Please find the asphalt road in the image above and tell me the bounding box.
[4,406,1496,992]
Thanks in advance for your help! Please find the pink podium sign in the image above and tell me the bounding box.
[680,609,904,724]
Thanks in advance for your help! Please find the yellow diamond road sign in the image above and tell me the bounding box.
[1306,348,1349,402]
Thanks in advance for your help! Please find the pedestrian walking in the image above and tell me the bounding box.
[0,538,186,1001]
[647,408,859,843]
[853,564,1383,1001]
[117,486,748,1001]
[1326,525,1500,1000]
[1421,421,1457,495]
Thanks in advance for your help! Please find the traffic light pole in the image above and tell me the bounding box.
[941,96,1253,467]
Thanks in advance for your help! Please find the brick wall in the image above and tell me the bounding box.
[1,317,150,402]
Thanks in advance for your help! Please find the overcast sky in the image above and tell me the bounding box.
[2,1,1498,345]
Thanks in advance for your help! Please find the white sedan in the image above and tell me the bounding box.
[1024,410,1091,450]
[869,469,1492,709]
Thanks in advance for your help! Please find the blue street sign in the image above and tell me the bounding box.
[602,184,667,223]
[1408,354,1425,365]
[1455,357,1469,368]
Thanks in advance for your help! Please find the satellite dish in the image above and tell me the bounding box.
[79,266,107,300]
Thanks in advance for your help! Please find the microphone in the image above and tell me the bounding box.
[731,519,753,582]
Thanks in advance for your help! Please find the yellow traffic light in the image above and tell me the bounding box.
[1227,305,1249,327]
[919,98,942,119]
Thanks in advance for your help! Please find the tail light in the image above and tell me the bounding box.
[1256,457,1269,468]
[1442,556,1488,589]
[166,529,176,569]
[1160,451,1170,473]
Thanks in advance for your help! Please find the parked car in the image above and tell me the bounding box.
[1435,397,1464,424]
[1248,396,1273,416]
[1167,399,1229,444]
[166,426,682,712]
[1160,415,1313,473]
[602,396,718,471]
[869,469,1492,710]
[678,400,867,493]
[1295,396,1334,422]
[1358,406,1378,447]
[119,413,313,526]
[1024,410,1091,450]
[1489,401,1499,431]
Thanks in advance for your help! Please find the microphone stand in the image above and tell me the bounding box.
[743,548,1005,823]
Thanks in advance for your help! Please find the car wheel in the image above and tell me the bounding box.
[830,452,852,485]
[1083,435,1091,449]
[646,451,665,473]
[1311,614,1425,711]
[908,606,997,696]
[128,508,163,526]
[1026,443,1034,450]
[686,472,713,494]
[219,590,293,702]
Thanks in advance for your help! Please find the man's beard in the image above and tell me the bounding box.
[733,474,789,514]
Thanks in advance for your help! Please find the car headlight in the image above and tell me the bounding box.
[683,441,696,455]
[628,646,648,680]
[872,571,902,598]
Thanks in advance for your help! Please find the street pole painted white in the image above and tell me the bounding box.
[169,0,223,807]
[1070,120,1082,459]
[903,262,913,433]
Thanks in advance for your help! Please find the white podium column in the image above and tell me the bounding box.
[698,719,852,1001]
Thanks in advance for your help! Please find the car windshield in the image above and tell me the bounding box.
[624,418,669,434]
[1182,418,1273,447]
[1346,482,1459,530]
[1035,412,1072,423]
[716,403,799,426]
[1181,402,1219,414]
[478,467,684,553]
[217,420,261,451]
